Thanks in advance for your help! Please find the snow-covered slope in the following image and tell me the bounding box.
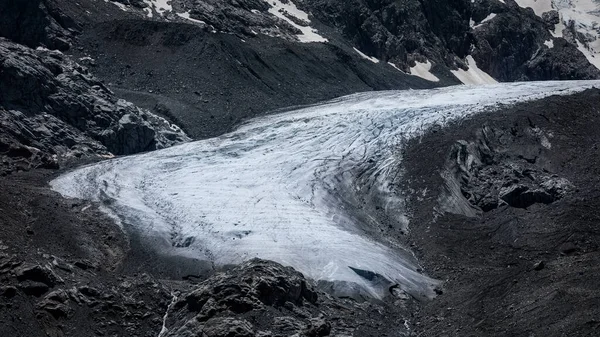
[50,81,600,299]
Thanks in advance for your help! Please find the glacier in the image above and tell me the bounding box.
[51,81,599,299]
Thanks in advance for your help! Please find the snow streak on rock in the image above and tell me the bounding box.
[51,81,599,299]
[516,0,600,70]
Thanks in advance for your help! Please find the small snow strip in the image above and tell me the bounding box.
[107,0,128,11]
[354,48,379,63]
[473,13,497,29]
[388,62,404,72]
[177,11,206,24]
[576,40,600,70]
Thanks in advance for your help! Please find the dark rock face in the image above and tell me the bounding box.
[297,0,470,73]
[0,0,76,51]
[441,124,574,214]
[470,0,600,81]
[400,89,600,336]
[0,38,189,175]
[299,0,600,81]
[76,18,439,139]
[174,0,287,37]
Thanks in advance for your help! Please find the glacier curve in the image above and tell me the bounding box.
[50,81,599,299]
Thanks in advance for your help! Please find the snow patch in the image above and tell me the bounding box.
[409,60,439,82]
[264,0,327,43]
[556,0,600,69]
[514,0,554,17]
[451,55,498,85]
[143,0,172,17]
[576,40,600,69]
[354,48,379,63]
[177,11,206,24]
[107,0,129,11]
[473,13,497,29]
[544,39,555,48]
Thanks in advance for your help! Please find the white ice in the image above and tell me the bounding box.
[51,81,600,299]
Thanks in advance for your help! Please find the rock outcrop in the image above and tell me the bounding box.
[0,0,76,51]
[440,124,574,216]
[0,38,189,175]
[163,259,409,337]
[470,0,600,81]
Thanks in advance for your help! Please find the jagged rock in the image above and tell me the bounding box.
[272,316,306,335]
[18,281,50,296]
[1,286,17,298]
[37,290,72,318]
[470,1,600,81]
[174,259,317,321]
[78,286,101,298]
[0,0,76,51]
[0,38,189,175]
[163,259,395,337]
[304,316,331,337]
[440,123,574,215]
[298,0,599,81]
[533,261,545,271]
[559,242,579,255]
[15,264,58,287]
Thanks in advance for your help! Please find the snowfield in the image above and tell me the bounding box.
[51,81,599,299]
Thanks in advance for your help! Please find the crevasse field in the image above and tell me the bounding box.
[51,81,599,299]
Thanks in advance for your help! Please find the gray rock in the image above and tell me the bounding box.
[18,281,50,296]
[0,0,76,51]
[37,289,72,318]
[162,259,398,337]
[15,264,58,287]
[440,124,574,215]
[304,316,331,337]
[203,317,255,337]
[0,38,190,175]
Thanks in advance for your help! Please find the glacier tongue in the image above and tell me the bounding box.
[51,81,599,299]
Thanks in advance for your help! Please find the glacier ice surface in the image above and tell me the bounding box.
[51,81,600,298]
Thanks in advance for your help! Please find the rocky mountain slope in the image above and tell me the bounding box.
[401,89,600,336]
[1,1,600,337]
[0,37,188,176]
[3,0,600,137]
